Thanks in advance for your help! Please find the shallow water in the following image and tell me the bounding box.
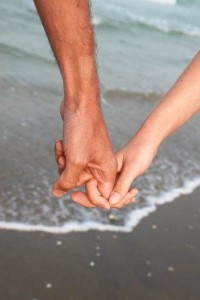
[0,0,200,233]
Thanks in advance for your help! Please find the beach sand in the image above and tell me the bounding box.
[0,187,200,300]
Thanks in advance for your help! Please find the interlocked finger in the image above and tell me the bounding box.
[111,188,138,208]
[85,179,110,210]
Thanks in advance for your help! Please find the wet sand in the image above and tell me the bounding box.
[0,187,200,300]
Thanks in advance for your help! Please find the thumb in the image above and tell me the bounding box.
[52,161,85,197]
[109,165,136,205]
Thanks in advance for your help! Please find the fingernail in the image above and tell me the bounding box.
[104,203,110,211]
[101,206,110,212]
[130,188,139,197]
[56,139,60,144]
[100,202,110,211]
[52,189,65,197]
[109,192,121,205]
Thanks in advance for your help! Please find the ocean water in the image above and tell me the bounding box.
[0,0,200,233]
[1,0,200,91]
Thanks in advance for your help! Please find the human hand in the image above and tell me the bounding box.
[54,133,157,208]
[54,139,132,209]
[71,133,157,208]
[52,101,117,210]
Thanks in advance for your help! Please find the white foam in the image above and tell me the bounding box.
[130,14,200,38]
[0,177,200,234]
[92,16,102,26]
[146,0,176,4]
[126,177,200,229]
[119,8,200,38]
[0,220,131,234]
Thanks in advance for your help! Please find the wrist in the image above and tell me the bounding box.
[63,90,101,111]
[63,56,100,108]
[60,54,99,98]
[128,122,161,156]
[60,97,102,119]
[139,117,168,150]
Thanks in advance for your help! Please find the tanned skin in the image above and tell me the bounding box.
[34,0,117,210]
[55,52,200,208]
[34,1,200,209]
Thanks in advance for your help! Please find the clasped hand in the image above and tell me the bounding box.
[52,102,157,209]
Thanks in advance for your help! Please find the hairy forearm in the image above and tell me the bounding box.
[34,0,99,107]
[134,51,200,150]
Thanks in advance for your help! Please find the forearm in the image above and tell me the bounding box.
[134,51,200,150]
[34,0,99,108]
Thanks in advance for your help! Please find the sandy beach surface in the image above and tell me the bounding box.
[0,187,200,300]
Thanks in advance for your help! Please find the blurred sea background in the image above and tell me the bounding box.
[0,0,200,233]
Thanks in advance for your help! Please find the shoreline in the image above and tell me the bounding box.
[0,177,199,235]
[0,187,200,299]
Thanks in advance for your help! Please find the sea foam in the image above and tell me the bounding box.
[92,16,102,26]
[146,0,176,5]
[128,14,200,38]
[0,177,199,234]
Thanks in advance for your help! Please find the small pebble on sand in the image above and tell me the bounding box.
[147,272,152,277]
[112,234,118,239]
[108,214,117,222]
[168,266,175,272]
[96,246,100,250]
[152,224,157,230]
[188,225,194,230]
[90,261,95,267]
[56,240,63,246]
[46,283,53,289]
[146,260,151,266]
[96,235,101,240]
[96,252,101,257]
